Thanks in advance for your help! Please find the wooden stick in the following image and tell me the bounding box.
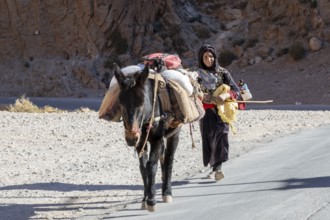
[228,100,274,104]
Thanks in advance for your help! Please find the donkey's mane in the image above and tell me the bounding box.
[122,76,137,88]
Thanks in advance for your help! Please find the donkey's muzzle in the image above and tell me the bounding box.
[125,128,141,146]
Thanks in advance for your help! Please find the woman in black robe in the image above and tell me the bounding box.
[197,44,241,180]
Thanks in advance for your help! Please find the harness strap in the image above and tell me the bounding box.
[148,74,165,85]
[138,73,160,158]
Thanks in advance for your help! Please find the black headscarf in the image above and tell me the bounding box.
[197,44,241,95]
[198,44,218,70]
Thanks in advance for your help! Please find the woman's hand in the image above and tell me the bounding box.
[213,93,230,105]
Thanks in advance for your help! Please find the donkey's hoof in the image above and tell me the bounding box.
[141,202,147,210]
[162,195,172,203]
[147,205,156,212]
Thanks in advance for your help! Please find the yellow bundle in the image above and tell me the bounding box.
[212,84,238,133]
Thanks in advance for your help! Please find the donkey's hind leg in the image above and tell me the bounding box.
[159,139,171,202]
[159,138,166,183]
[162,128,180,203]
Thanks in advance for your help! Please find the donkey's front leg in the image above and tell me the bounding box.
[139,150,148,210]
[146,139,162,212]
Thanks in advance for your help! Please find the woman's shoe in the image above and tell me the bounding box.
[215,170,224,181]
[206,171,215,179]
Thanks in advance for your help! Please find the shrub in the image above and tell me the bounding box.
[245,38,259,48]
[8,96,64,113]
[109,27,128,54]
[104,55,121,69]
[193,24,211,39]
[172,34,187,54]
[218,50,237,67]
[24,62,30,68]
[289,42,306,61]
[167,24,188,54]
[187,15,202,23]
[168,24,181,37]
[310,0,317,8]
[235,2,247,9]
[232,38,245,47]
[276,47,289,57]
[301,0,318,8]
[220,23,227,31]
[153,20,164,33]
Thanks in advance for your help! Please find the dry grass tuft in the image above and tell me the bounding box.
[1,96,94,113]
[76,107,92,113]
[0,104,9,111]
[7,96,65,113]
[289,41,306,61]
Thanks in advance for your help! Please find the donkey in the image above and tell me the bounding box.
[113,63,181,212]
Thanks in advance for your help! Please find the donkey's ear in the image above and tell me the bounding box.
[136,64,149,85]
[112,63,125,86]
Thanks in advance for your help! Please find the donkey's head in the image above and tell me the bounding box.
[113,63,149,146]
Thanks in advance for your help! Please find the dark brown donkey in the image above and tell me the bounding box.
[113,63,181,212]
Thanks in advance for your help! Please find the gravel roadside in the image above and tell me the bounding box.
[1,110,330,219]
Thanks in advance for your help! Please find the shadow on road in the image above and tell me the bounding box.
[0,180,189,193]
[0,200,121,220]
[214,175,330,190]
[0,182,143,192]
[172,175,330,197]
[0,180,189,219]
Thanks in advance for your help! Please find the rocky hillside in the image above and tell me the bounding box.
[0,0,329,99]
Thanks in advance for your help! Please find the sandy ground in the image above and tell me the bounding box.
[1,109,330,219]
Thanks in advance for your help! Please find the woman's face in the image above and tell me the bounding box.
[202,51,214,68]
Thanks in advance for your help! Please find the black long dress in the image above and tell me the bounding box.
[200,108,229,168]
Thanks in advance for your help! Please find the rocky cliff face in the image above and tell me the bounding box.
[0,0,329,97]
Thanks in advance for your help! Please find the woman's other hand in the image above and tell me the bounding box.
[203,93,211,102]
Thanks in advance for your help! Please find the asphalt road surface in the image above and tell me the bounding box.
[109,125,330,220]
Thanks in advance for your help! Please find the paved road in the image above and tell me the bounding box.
[108,125,330,220]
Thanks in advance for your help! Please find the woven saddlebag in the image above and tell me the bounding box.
[167,79,204,124]
[98,83,121,122]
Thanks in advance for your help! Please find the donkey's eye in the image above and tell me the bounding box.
[134,99,144,107]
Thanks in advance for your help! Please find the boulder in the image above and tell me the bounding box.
[309,37,322,51]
